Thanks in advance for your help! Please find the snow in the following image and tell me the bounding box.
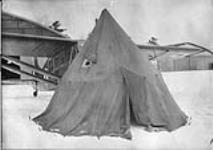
[2,70,213,149]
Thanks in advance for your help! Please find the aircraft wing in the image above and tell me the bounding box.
[137,44,201,53]
[2,32,77,57]
[2,11,77,57]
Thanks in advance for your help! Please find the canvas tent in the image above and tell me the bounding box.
[33,9,187,139]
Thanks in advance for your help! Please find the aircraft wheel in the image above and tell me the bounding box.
[33,90,38,97]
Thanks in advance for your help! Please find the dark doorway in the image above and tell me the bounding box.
[1,56,20,80]
[209,63,213,70]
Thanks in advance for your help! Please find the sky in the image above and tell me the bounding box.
[2,0,213,48]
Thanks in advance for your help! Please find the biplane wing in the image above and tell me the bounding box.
[137,43,213,60]
[2,32,77,57]
[2,11,77,57]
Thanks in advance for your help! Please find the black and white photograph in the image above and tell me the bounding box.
[1,0,213,149]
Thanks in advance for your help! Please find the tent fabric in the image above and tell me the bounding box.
[33,9,188,139]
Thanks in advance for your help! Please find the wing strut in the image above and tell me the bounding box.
[1,63,57,86]
[1,55,61,80]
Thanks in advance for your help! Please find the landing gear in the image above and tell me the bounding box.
[33,80,38,97]
[33,90,38,97]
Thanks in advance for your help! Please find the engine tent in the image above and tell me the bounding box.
[33,9,187,139]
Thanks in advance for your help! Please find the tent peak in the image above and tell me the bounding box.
[102,8,109,13]
[100,8,111,17]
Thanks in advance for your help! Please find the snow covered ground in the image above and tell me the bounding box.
[2,70,213,149]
